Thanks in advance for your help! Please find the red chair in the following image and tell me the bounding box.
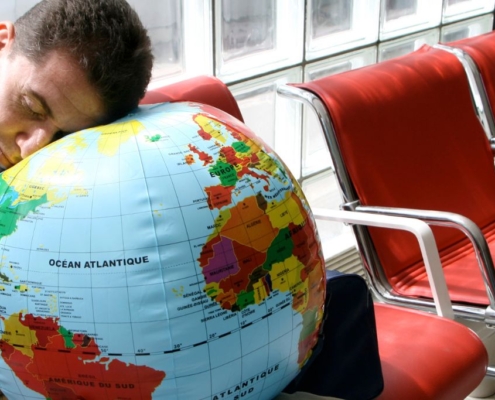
[375,303,486,400]
[280,43,495,316]
[140,74,488,399]
[311,210,488,400]
[142,75,244,122]
[279,43,495,383]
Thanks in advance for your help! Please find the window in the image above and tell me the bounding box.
[135,0,213,87]
[132,1,185,79]
[443,0,495,23]
[215,0,304,82]
[380,0,443,40]
[305,0,380,60]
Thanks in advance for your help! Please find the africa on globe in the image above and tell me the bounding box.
[0,101,326,399]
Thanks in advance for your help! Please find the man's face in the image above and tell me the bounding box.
[0,22,105,170]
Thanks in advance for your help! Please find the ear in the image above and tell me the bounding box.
[0,22,15,53]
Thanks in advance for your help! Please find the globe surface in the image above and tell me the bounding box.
[0,102,326,399]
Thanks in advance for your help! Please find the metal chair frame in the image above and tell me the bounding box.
[434,43,495,146]
[277,83,495,324]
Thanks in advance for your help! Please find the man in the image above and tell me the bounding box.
[0,0,153,170]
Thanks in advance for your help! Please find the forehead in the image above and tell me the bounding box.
[16,51,105,132]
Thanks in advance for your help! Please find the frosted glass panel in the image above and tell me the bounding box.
[311,0,353,37]
[302,112,333,178]
[380,0,443,40]
[221,0,276,62]
[306,0,380,60]
[443,0,495,23]
[378,29,440,61]
[131,0,212,86]
[305,47,377,83]
[302,172,355,259]
[386,0,418,20]
[215,0,304,83]
[235,87,277,147]
[440,14,494,42]
[131,0,184,79]
[230,68,303,179]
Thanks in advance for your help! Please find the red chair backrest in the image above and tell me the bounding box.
[140,75,244,122]
[294,45,495,282]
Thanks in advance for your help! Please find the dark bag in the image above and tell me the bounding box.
[283,270,383,399]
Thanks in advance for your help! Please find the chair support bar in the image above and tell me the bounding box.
[434,44,495,140]
[357,205,495,316]
[276,84,358,204]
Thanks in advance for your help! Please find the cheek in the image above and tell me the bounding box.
[0,100,13,127]
[0,76,17,116]
[0,95,26,134]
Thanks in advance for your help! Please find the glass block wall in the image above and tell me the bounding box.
[4,0,494,262]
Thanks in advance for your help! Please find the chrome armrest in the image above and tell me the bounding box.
[355,205,495,317]
[312,208,454,319]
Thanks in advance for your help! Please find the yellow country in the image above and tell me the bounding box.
[97,120,145,156]
[194,115,227,144]
[1,312,34,358]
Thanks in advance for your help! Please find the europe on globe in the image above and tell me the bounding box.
[0,101,326,399]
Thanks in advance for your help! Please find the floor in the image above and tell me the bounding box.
[467,390,495,400]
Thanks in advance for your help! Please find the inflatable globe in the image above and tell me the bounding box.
[0,102,326,399]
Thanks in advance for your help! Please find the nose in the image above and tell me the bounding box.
[15,122,58,159]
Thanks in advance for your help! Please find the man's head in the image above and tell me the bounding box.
[0,0,153,169]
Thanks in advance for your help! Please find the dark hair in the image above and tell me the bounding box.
[13,0,154,122]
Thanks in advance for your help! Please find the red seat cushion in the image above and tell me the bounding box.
[375,303,487,400]
[294,45,495,305]
[140,75,244,122]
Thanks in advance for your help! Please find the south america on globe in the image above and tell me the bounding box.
[0,101,326,399]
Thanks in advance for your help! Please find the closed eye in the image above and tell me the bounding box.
[20,94,46,120]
